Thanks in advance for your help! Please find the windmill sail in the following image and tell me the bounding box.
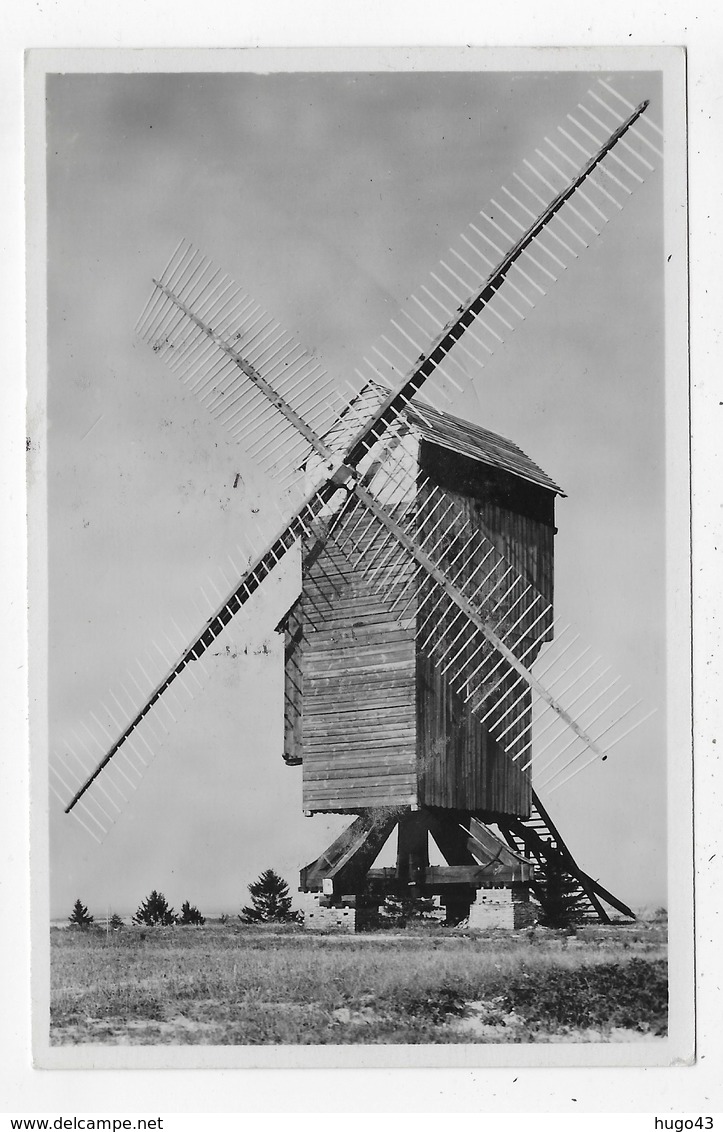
[61,89,658,825]
[136,244,350,494]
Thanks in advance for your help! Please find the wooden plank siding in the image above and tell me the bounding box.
[300,506,419,812]
[287,423,557,818]
[415,442,556,817]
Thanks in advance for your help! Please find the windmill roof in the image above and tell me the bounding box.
[326,381,564,496]
[404,399,565,496]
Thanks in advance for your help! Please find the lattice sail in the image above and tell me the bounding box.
[136,242,358,493]
[349,81,659,416]
[321,404,654,795]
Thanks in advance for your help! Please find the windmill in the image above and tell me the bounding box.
[52,78,662,927]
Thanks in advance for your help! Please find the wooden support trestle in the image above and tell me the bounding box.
[300,801,635,926]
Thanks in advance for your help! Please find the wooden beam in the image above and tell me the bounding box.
[362,864,530,889]
[396,811,430,885]
[426,809,478,866]
[300,808,404,893]
[424,865,527,886]
[466,818,535,882]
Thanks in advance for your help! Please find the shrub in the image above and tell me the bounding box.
[393,981,468,1024]
[500,958,668,1034]
[381,894,437,925]
[133,890,177,926]
[240,869,295,923]
[108,913,124,931]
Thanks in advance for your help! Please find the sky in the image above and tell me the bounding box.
[44,62,671,919]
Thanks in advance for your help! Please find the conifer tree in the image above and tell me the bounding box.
[240,869,295,923]
[68,898,94,928]
[179,900,206,925]
[132,889,177,926]
[108,913,124,930]
[536,851,587,928]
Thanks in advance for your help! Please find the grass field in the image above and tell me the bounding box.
[50,920,667,1046]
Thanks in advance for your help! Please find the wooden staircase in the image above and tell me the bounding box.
[494,789,636,923]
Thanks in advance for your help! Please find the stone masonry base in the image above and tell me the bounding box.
[467,886,538,930]
[298,892,356,933]
[299,885,538,932]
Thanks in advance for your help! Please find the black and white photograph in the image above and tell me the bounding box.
[26,46,691,1070]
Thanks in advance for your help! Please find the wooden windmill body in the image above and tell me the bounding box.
[283,389,564,924]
